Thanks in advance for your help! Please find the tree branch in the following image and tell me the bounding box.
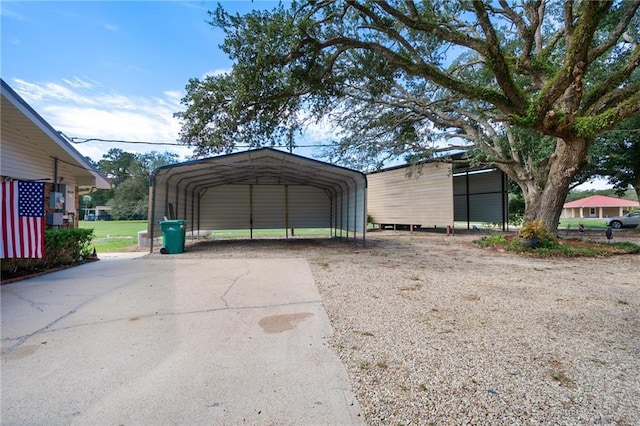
[372,1,488,53]
[534,1,612,126]
[588,0,640,62]
[472,0,527,111]
[584,43,640,111]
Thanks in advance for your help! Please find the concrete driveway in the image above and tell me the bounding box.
[1,254,362,425]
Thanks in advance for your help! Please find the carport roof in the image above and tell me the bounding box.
[151,147,367,192]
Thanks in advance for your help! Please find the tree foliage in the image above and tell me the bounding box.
[91,150,180,219]
[587,114,640,200]
[180,1,640,230]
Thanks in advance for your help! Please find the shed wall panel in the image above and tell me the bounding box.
[454,196,467,222]
[288,186,330,228]
[367,163,453,226]
[468,194,503,222]
[199,185,251,230]
[253,185,286,229]
[468,170,503,194]
[452,175,468,196]
[453,170,504,223]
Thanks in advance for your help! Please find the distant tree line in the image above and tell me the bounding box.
[85,149,179,220]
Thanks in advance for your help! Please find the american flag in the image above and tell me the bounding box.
[1,181,46,259]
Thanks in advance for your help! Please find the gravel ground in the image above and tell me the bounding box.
[152,230,640,425]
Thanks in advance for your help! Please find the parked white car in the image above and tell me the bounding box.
[606,211,640,229]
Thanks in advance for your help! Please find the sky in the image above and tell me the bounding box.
[1,1,610,190]
[1,0,292,162]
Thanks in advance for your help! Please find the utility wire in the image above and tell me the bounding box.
[69,137,331,148]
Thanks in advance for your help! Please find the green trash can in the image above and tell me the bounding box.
[159,220,187,254]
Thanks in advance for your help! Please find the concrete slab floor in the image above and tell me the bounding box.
[1,256,363,425]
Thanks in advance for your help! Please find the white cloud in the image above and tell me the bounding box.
[201,68,232,79]
[10,78,194,162]
[575,178,612,191]
[62,76,96,89]
[14,78,98,105]
[0,6,27,21]
[103,23,118,32]
[300,116,337,144]
[6,36,21,46]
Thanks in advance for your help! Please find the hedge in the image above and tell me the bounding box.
[1,228,95,281]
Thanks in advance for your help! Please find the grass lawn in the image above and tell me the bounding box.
[79,220,334,252]
[455,219,609,231]
[79,220,147,253]
[558,218,608,229]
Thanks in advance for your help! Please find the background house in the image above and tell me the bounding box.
[1,78,110,230]
[562,195,640,219]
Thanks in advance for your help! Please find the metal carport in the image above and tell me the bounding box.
[148,148,367,252]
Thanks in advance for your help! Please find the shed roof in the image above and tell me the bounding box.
[563,195,640,208]
[151,147,367,192]
[1,79,110,188]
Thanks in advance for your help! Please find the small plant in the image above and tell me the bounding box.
[476,234,508,247]
[518,219,551,240]
[550,370,575,387]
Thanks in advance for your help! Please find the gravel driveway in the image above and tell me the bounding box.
[154,231,640,425]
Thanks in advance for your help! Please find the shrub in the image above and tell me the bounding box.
[518,219,552,240]
[518,219,556,248]
[474,234,640,257]
[43,228,95,268]
[1,228,94,281]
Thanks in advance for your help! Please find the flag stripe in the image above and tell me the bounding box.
[1,181,45,259]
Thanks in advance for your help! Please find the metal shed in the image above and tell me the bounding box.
[149,148,367,251]
[453,167,509,229]
[367,162,454,229]
[367,160,509,231]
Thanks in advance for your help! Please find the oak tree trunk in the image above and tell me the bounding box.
[501,137,591,233]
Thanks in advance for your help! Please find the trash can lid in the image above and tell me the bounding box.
[159,219,187,224]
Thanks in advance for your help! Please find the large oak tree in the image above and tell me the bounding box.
[584,113,640,200]
[179,1,640,231]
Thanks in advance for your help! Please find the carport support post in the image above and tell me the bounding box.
[362,187,367,247]
[501,171,508,232]
[249,184,254,240]
[465,171,471,230]
[191,191,195,237]
[285,185,289,239]
[149,175,157,253]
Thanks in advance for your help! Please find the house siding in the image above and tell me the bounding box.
[1,126,83,188]
[562,206,628,219]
